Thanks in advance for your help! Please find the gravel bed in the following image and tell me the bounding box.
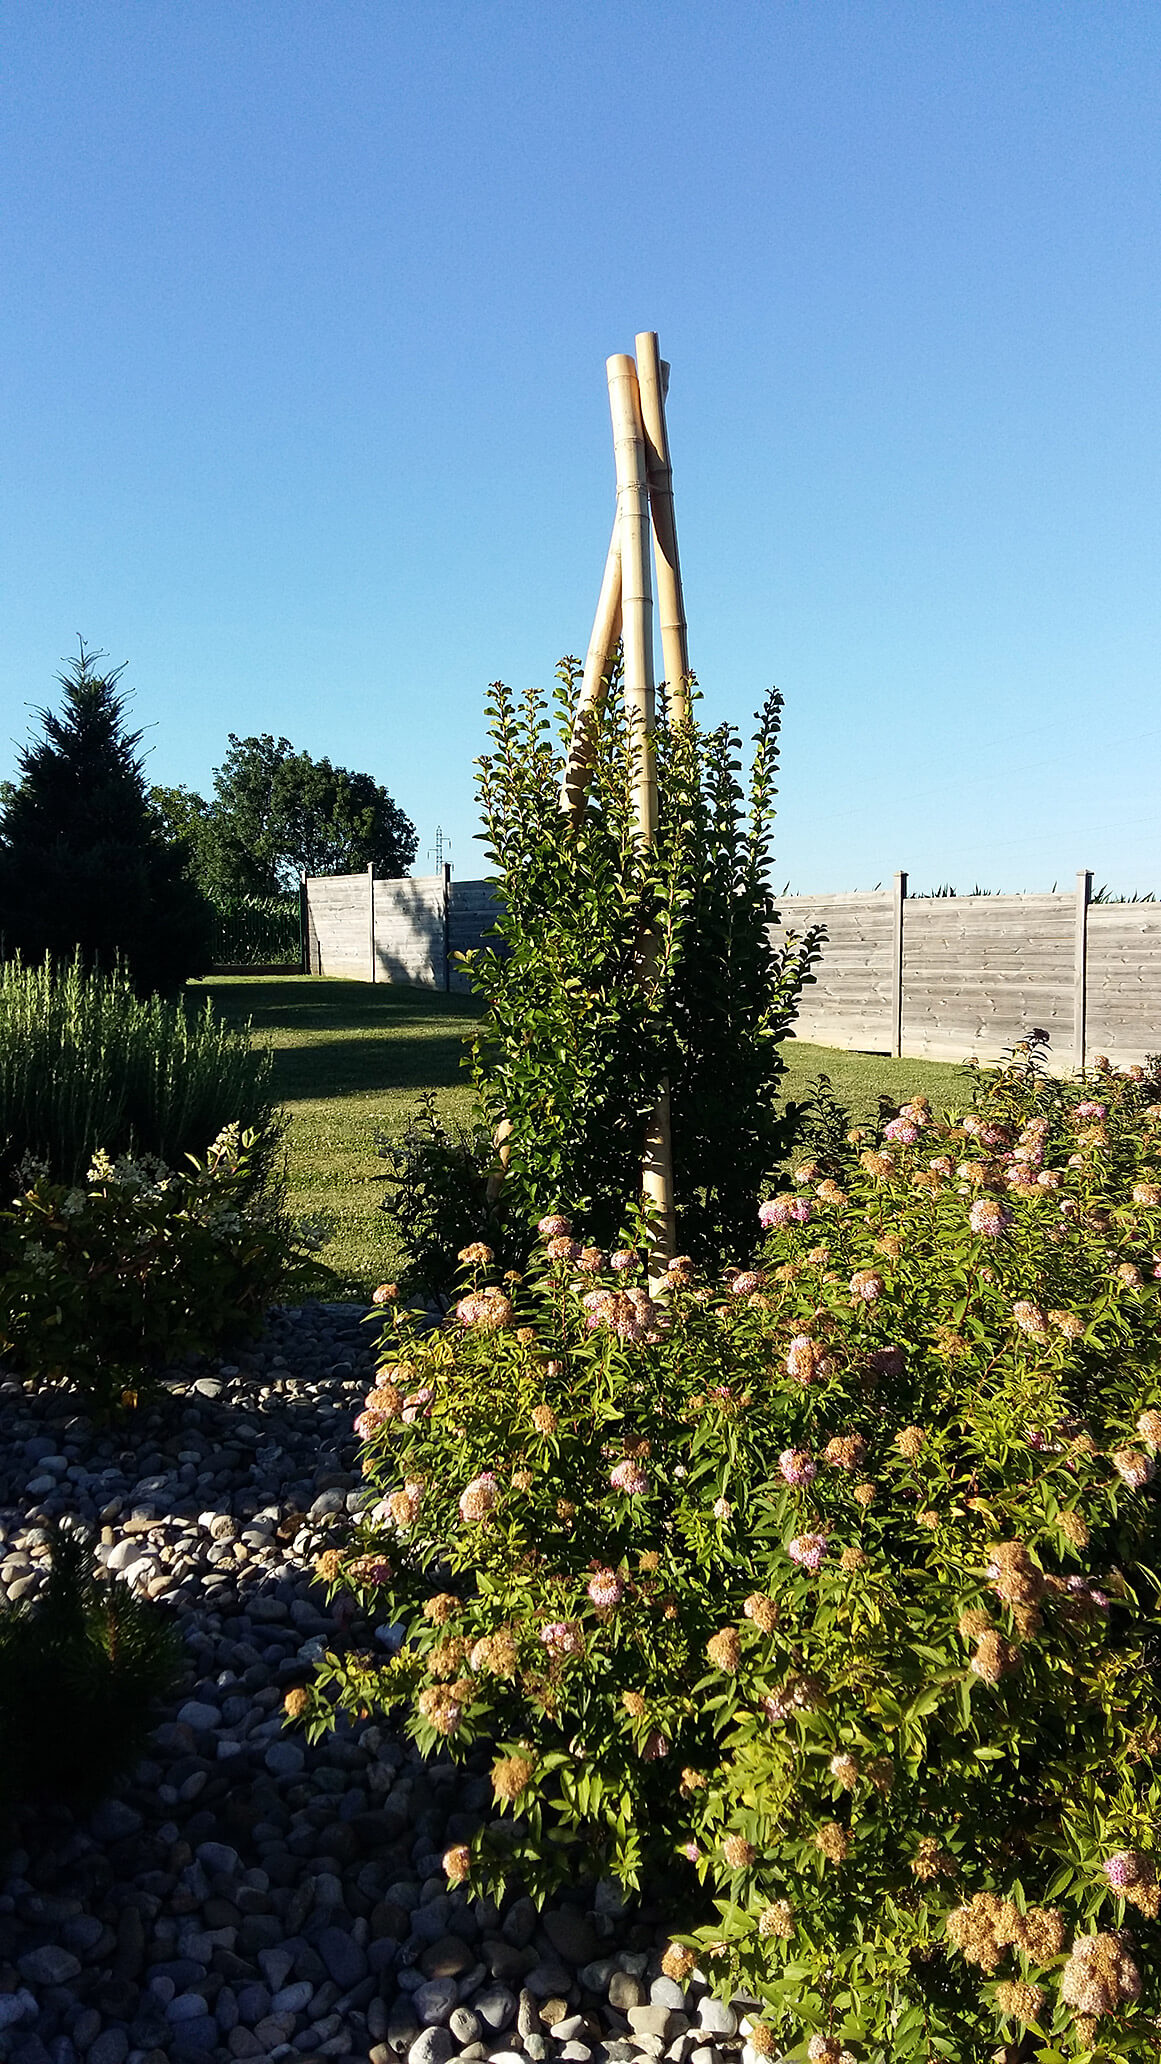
[0,1306,763,2064]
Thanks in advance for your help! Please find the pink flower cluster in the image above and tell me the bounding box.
[779,1447,817,1487]
[788,1533,828,1572]
[883,1117,919,1145]
[968,1197,1011,1239]
[786,1334,831,1385]
[587,1568,624,1609]
[538,1214,572,1238]
[729,1270,766,1297]
[540,1619,585,1656]
[759,1195,813,1230]
[609,1458,649,1495]
[582,1287,659,1345]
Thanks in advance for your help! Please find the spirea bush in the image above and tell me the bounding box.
[301,1052,1161,2063]
[0,1125,295,1409]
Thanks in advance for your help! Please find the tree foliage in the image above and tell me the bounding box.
[152,734,418,899]
[0,644,212,993]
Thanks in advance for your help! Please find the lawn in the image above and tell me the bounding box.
[195,976,978,1297]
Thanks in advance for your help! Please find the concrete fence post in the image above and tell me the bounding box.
[890,871,908,1058]
[1074,867,1092,1074]
[368,863,376,984]
[442,864,452,991]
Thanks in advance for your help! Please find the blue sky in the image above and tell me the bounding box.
[1,2,1157,893]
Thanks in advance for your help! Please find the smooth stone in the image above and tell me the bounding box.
[472,1982,517,2031]
[272,1981,315,2014]
[177,1701,221,1732]
[607,1973,645,2011]
[317,1926,366,1990]
[695,2002,738,2038]
[18,1947,82,1986]
[541,1913,599,1967]
[448,2008,481,2045]
[627,2008,686,2042]
[197,1841,241,1877]
[411,1978,458,2026]
[406,2031,456,2064]
[265,1741,306,1779]
[421,1935,474,1979]
[650,1978,688,2011]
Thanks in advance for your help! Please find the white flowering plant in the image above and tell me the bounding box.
[300,1055,1161,2063]
[0,1125,296,1410]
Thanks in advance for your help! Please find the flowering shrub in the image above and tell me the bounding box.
[302,1054,1161,2061]
[0,1126,296,1409]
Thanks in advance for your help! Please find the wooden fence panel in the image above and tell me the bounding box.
[1086,905,1161,1067]
[769,893,895,1051]
[900,894,1075,1064]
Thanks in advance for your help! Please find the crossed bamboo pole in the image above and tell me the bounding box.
[560,332,691,1283]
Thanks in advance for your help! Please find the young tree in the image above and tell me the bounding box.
[467,659,822,1267]
[0,644,212,993]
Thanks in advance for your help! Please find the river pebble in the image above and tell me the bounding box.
[0,1304,779,2063]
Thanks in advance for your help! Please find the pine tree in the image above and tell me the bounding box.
[0,642,212,992]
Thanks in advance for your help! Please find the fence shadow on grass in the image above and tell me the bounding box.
[270,1031,476,1102]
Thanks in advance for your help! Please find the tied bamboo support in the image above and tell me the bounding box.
[635,330,690,725]
[605,352,674,1281]
[559,517,622,823]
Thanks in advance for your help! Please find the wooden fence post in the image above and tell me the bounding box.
[1074,868,1092,1074]
[891,871,907,1058]
[368,863,376,984]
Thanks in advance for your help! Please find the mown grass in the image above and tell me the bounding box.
[195,976,976,1297]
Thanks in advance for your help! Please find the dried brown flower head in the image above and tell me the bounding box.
[314,1549,343,1583]
[910,1836,955,1881]
[660,1943,697,1982]
[895,1425,926,1460]
[721,1834,756,1869]
[621,1690,647,1718]
[531,1403,558,1435]
[757,1899,795,1938]
[423,1592,460,1624]
[994,1981,1044,2024]
[1057,1509,1090,1548]
[283,1686,310,1720]
[815,1821,851,1864]
[491,1751,537,1802]
[706,1626,743,1672]
[443,1843,471,1886]
[743,1592,779,1633]
[971,1630,1019,1683]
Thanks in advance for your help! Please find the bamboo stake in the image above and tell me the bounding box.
[606,352,657,843]
[635,330,690,725]
[606,351,674,1277]
[559,516,622,823]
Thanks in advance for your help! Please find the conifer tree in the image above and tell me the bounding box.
[0,642,212,992]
